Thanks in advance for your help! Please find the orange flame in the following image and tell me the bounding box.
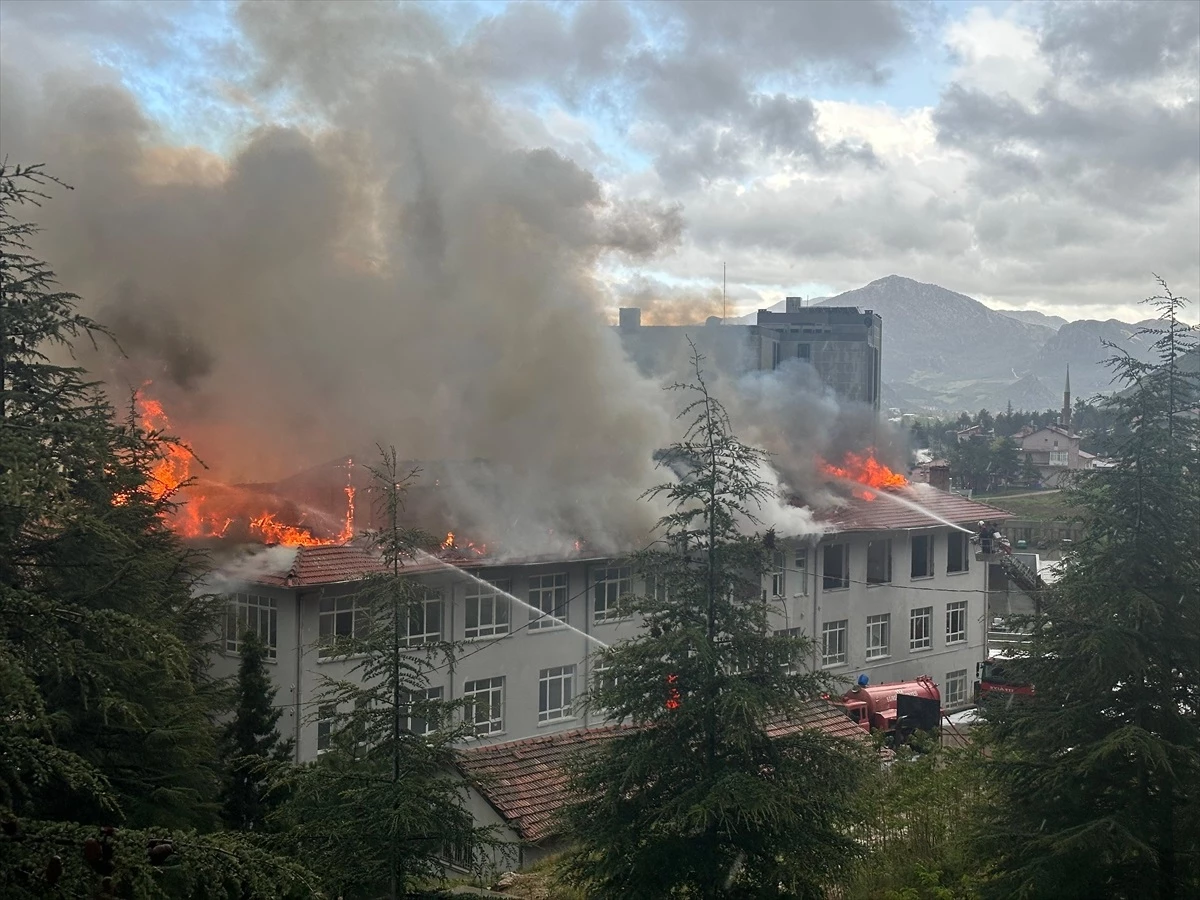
[132,387,355,546]
[819,450,908,502]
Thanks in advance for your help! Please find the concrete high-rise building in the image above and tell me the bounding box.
[615,301,884,410]
[753,302,883,409]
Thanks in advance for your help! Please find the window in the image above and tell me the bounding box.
[946,533,969,573]
[797,343,811,361]
[538,665,576,723]
[774,626,804,673]
[403,686,444,736]
[224,593,277,659]
[593,567,631,623]
[464,579,511,639]
[910,606,933,651]
[1049,450,1068,466]
[529,573,568,629]
[944,670,968,706]
[770,552,785,597]
[647,576,669,603]
[823,543,849,591]
[463,677,505,736]
[946,601,968,644]
[911,534,933,579]
[318,595,369,658]
[316,704,335,754]
[822,620,848,667]
[592,660,617,693]
[866,539,892,584]
[405,591,443,646]
[865,614,890,660]
[793,548,809,595]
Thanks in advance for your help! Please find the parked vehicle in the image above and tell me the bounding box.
[976,656,1034,699]
[834,675,941,743]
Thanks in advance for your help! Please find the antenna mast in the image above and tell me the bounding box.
[723,262,726,323]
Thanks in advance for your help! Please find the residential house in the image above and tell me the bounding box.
[1018,424,1093,487]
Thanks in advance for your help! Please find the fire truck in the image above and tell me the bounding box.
[976,657,1034,699]
[834,674,941,742]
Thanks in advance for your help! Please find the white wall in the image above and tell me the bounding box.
[212,528,988,763]
[773,527,986,709]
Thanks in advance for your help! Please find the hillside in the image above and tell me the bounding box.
[816,275,1056,384]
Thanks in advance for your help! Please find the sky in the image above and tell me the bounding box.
[1,0,1197,324]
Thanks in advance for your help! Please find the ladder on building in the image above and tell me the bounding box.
[997,552,1045,596]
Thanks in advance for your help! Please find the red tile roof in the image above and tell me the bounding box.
[456,702,869,842]
[250,543,492,587]
[815,483,1013,534]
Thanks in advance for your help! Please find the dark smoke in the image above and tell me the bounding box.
[0,0,875,551]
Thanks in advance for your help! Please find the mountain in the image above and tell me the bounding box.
[811,275,1164,412]
[815,275,1057,385]
[996,309,1068,330]
[1030,318,1162,399]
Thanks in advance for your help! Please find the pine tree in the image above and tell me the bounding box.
[973,280,1200,899]
[989,435,1021,487]
[222,629,295,831]
[560,345,869,899]
[271,448,494,899]
[1,163,315,896]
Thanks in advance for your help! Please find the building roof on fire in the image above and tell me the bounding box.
[456,703,870,843]
[251,543,492,588]
[816,483,1013,534]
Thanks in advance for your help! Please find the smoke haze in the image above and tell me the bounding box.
[0,1,895,551]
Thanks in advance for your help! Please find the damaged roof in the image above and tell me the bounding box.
[817,483,1013,534]
[250,543,489,588]
[457,703,870,843]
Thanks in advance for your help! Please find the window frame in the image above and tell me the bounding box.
[463,579,511,640]
[404,591,443,647]
[821,619,848,667]
[224,593,278,659]
[403,686,445,736]
[909,606,933,652]
[463,676,505,737]
[946,532,970,574]
[318,595,369,659]
[946,601,968,644]
[865,613,891,660]
[822,543,850,591]
[792,548,809,595]
[538,665,577,723]
[910,533,934,579]
[592,567,632,624]
[769,551,786,598]
[528,572,569,630]
[316,704,336,754]
[944,669,969,706]
[866,539,893,585]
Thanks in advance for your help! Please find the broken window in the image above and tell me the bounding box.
[866,539,892,584]
[910,533,933,579]
[823,543,849,591]
[947,533,969,573]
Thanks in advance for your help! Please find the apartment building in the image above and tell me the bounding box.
[208,485,1007,762]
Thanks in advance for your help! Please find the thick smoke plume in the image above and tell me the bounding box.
[0,1,889,552]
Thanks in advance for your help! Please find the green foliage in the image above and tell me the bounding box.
[841,748,984,900]
[270,449,496,899]
[560,345,870,899]
[1,163,315,894]
[0,819,318,898]
[972,281,1200,899]
[222,629,295,831]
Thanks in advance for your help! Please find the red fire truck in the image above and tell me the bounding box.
[835,675,941,740]
[976,657,1034,698]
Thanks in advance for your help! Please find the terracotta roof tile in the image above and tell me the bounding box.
[816,483,1013,533]
[457,702,869,842]
[251,544,487,587]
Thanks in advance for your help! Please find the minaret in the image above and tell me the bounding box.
[1062,365,1071,431]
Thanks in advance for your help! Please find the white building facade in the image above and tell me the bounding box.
[210,487,1007,762]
